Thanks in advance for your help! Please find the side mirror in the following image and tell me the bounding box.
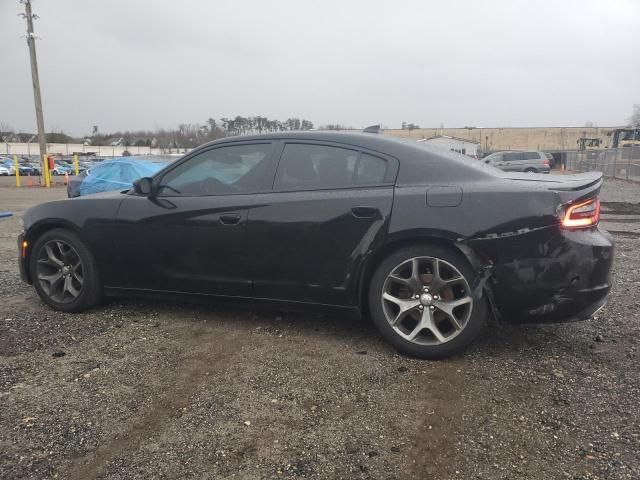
[133,177,154,196]
[485,160,490,164]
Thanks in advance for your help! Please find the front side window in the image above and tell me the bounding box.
[503,152,521,161]
[274,144,387,191]
[159,143,272,196]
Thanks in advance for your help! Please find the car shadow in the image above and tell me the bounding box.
[102,297,577,359]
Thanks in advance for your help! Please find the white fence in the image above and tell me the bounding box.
[1,143,190,157]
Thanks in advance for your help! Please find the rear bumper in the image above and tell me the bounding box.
[478,227,614,324]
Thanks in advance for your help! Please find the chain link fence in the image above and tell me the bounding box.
[565,147,640,182]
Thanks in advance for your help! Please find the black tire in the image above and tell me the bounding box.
[30,228,102,312]
[368,244,487,359]
[524,168,537,173]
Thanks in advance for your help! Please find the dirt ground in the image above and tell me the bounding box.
[0,176,639,480]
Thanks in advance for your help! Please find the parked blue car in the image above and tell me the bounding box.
[67,157,174,197]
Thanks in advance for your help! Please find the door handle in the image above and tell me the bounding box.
[219,214,242,225]
[351,206,378,218]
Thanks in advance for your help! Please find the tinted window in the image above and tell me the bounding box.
[159,143,271,196]
[356,153,387,184]
[522,151,541,160]
[503,152,521,161]
[274,144,359,191]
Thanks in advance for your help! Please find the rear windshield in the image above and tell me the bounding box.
[388,137,480,165]
[386,137,504,175]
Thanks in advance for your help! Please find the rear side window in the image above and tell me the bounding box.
[522,151,541,160]
[356,154,387,184]
[274,144,387,191]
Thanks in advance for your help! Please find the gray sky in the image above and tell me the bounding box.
[1,0,639,136]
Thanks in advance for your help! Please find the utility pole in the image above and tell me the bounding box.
[19,0,47,172]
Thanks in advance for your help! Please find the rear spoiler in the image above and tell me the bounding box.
[548,171,602,191]
[500,171,603,204]
[550,172,603,204]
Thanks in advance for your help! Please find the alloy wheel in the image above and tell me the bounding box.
[381,256,473,346]
[36,240,84,303]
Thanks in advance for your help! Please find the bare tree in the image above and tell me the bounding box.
[319,124,349,131]
[0,121,14,134]
[629,104,640,128]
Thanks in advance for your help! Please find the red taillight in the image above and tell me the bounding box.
[543,159,550,166]
[561,197,600,229]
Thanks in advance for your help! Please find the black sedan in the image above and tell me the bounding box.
[18,132,613,358]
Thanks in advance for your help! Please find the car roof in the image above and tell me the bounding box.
[205,131,411,154]
[192,131,497,185]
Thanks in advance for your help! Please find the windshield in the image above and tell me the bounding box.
[621,130,640,141]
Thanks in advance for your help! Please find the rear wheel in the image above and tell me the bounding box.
[368,244,487,359]
[524,167,537,173]
[30,228,102,312]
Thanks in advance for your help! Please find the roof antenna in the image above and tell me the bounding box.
[363,124,381,134]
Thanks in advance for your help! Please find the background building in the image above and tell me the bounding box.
[420,135,480,157]
[385,126,625,153]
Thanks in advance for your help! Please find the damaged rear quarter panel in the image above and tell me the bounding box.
[388,180,612,323]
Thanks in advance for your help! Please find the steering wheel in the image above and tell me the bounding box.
[201,177,237,194]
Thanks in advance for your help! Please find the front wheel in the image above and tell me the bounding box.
[30,228,103,312]
[368,244,487,359]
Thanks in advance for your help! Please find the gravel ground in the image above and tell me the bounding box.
[0,177,638,480]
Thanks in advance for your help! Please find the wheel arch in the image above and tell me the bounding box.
[23,220,85,283]
[357,232,497,320]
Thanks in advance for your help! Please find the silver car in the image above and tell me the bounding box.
[483,151,551,173]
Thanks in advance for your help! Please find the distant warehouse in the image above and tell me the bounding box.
[385,126,627,152]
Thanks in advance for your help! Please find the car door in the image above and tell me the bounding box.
[501,151,522,171]
[247,141,396,306]
[109,142,275,296]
